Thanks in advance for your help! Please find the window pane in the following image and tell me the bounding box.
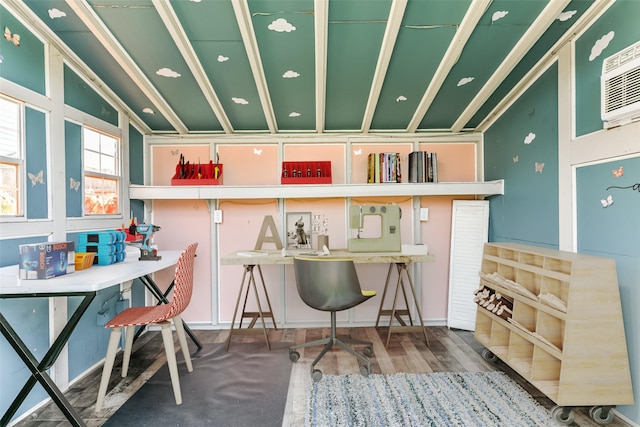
[100,153,116,175]
[84,175,119,214]
[100,135,116,156]
[84,129,100,151]
[0,162,20,215]
[85,150,100,172]
[0,97,19,158]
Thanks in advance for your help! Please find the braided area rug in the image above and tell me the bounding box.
[305,371,555,427]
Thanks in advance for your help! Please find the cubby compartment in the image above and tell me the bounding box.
[511,301,536,332]
[481,259,498,275]
[543,257,572,275]
[539,276,569,311]
[489,321,510,357]
[474,310,492,346]
[515,269,541,296]
[531,347,561,401]
[498,248,517,261]
[496,263,515,281]
[519,252,544,268]
[507,333,533,377]
[536,312,564,351]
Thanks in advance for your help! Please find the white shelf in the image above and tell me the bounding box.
[129,180,504,200]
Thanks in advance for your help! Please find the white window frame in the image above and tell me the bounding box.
[82,126,122,217]
[0,94,25,219]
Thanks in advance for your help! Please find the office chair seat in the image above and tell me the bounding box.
[96,242,198,411]
[289,256,376,381]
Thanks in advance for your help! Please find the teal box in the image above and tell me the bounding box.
[19,241,75,279]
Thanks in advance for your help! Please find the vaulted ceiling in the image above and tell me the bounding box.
[10,0,600,136]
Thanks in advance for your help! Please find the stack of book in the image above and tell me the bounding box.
[367,152,402,183]
[408,151,438,183]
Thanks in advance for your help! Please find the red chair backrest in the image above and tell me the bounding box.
[166,242,198,319]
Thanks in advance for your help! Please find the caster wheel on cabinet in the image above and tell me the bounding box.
[363,346,373,357]
[482,348,498,363]
[360,365,370,377]
[590,406,615,425]
[289,351,300,362]
[311,369,323,382]
[551,406,574,425]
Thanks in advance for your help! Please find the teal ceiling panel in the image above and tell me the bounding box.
[469,0,595,128]
[325,0,391,131]
[172,0,268,131]
[371,0,470,130]
[22,0,175,131]
[249,0,316,131]
[420,0,549,129]
[88,0,222,132]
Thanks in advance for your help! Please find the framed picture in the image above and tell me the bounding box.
[286,212,312,250]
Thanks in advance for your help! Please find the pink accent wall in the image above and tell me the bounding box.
[152,145,211,185]
[217,144,279,185]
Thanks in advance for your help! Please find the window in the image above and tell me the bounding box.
[83,127,121,215]
[0,96,22,216]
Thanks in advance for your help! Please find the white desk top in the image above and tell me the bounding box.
[0,247,182,295]
[220,249,435,266]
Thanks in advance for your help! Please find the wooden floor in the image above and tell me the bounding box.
[10,326,633,427]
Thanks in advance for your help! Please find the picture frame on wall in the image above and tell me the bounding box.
[286,212,312,250]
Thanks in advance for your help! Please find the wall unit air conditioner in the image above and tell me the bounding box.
[601,41,640,128]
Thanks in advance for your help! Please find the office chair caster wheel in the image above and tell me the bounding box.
[551,406,574,425]
[311,369,323,382]
[363,346,373,357]
[289,350,300,362]
[360,365,370,377]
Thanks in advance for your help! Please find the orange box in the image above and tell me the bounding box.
[75,252,96,270]
[281,161,331,184]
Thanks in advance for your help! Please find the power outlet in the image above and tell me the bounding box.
[420,208,429,222]
[214,209,223,223]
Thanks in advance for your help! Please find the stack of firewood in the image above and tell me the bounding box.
[473,285,513,320]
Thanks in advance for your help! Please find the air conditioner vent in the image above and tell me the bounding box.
[601,40,640,128]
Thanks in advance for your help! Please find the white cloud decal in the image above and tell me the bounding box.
[289,112,301,117]
[156,68,181,78]
[268,18,296,33]
[48,8,66,19]
[232,97,249,105]
[557,10,577,22]
[217,55,229,62]
[492,11,509,22]
[589,31,614,61]
[524,132,536,145]
[283,70,299,78]
[396,95,407,102]
[457,77,474,87]
[142,108,154,115]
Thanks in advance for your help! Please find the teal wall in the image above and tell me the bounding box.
[576,157,640,423]
[574,0,640,136]
[64,65,119,126]
[65,121,83,218]
[484,63,559,248]
[25,108,48,219]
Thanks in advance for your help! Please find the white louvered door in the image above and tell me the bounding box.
[447,200,489,331]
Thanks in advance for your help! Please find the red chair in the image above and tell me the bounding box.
[95,242,198,411]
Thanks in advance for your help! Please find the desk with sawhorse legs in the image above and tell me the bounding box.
[221,250,434,351]
[0,248,201,427]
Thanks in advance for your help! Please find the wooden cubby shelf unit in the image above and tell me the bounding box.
[475,242,634,409]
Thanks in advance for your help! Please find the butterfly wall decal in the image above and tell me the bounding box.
[354,149,362,155]
[513,155,519,163]
[612,166,624,178]
[70,177,80,191]
[28,170,43,186]
[170,149,179,156]
[253,148,262,155]
[534,162,545,173]
[600,195,613,208]
[4,27,20,46]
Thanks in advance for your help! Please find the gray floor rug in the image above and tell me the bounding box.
[104,342,292,427]
[306,371,555,427]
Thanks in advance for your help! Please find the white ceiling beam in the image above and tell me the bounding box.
[361,0,408,133]
[66,0,187,133]
[153,0,233,134]
[231,0,277,134]
[314,0,328,133]
[451,0,571,132]
[2,0,152,134]
[475,0,615,132]
[407,0,491,132]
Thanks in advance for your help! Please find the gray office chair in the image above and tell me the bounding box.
[288,256,376,381]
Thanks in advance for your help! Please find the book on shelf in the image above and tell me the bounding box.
[408,151,438,183]
[367,152,402,183]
